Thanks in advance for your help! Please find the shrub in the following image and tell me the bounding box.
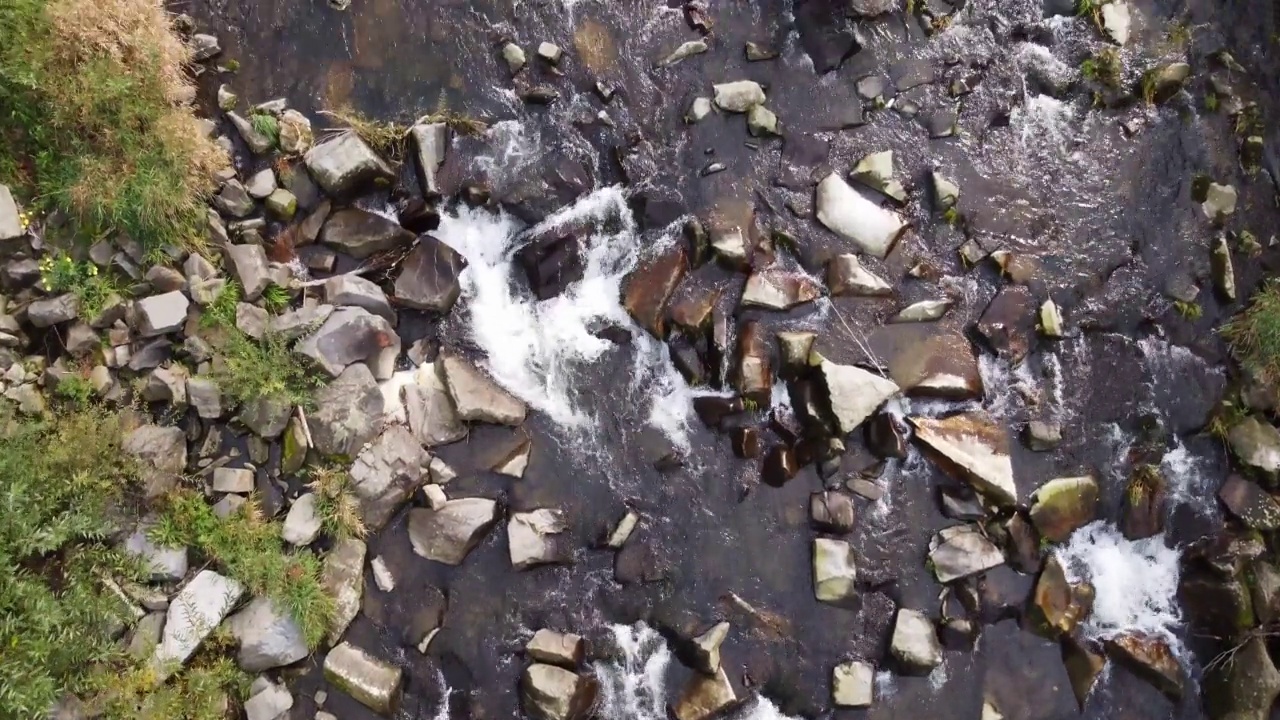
[199,280,241,329]
[1222,281,1280,392]
[0,0,225,252]
[39,253,127,321]
[212,330,321,408]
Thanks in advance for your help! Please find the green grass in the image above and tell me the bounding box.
[247,111,279,148]
[53,372,94,407]
[260,284,291,314]
[307,466,367,540]
[200,281,241,329]
[39,253,126,321]
[150,492,333,648]
[1080,49,1122,88]
[1174,299,1202,320]
[1222,281,1280,394]
[212,331,321,408]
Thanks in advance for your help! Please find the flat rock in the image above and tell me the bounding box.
[928,524,1005,583]
[527,629,585,669]
[816,358,900,435]
[690,622,730,675]
[243,682,292,720]
[713,80,766,112]
[320,538,366,644]
[152,570,244,678]
[404,362,467,446]
[911,412,1016,506]
[324,274,394,323]
[521,663,598,720]
[408,498,499,565]
[672,667,736,720]
[828,254,891,296]
[1228,417,1280,473]
[304,132,396,198]
[212,467,255,494]
[1030,476,1099,541]
[816,173,907,259]
[323,641,404,715]
[27,294,79,327]
[832,661,874,708]
[623,246,687,338]
[810,491,856,534]
[410,122,448,197]
[394,236,466,313]
[1104,633,1183,702]
[227,597,308,671]
[310,363,386,457]
[813,538,858,604]
[296,306,400,380]
[319,208,415,260]
[890,608,942,674]
[509,508,571,570]
[741,268,822,310]
[863,325,983,400]
[121,519,188,582]
[439,353,527,425]
[349,425,431,532]
[124,424,188,498]
[135,291,190,337]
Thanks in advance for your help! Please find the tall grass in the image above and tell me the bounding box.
[1222,281,1280,393]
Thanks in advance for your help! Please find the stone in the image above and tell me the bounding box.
[189,33,222,61]
[278,110,314,155]
[323,641,404,715]
[320,538,366,644]
[832,661,874,708]
[349,425,430,531]
[144,266,186,294]
[320,208,414,260]
[408,498,499,565]
[1212,236,1237,302]
[185,377,223,419]
[1030,555,1093,637]
[124,425,188,498]
[394,236,466,312]
[142,365,188,405]
[27,294,78,328]
[1039,299,1065,338]
[1218,475,1280,530]
[128,612,166,659]
[890,609,942,674]
[121,520,188,582]
[929,524,1005,583]
[816,173,907,259]
[1060,635,1106,710]
[746,105,780,137]
[777,331,817,375]
[827,254,891,296]
[1030,476,1098,542]
[492,438,531,477]
[370,556,395,592]
[851,150,906,203]
[509,508,570,570]
[135,291,189,337]
[672,667,736,720]
[268,303,334,341]
[1104,633,1183,702]
[225,244,273,303]
[215,179,254,217]
[227,597,308,671]
[1228,417,1280,473]
[659,40,708,66]
[502,43,527,73]
[409,122,448,197]
[521,664,598,720]
[311,363,385,457]
[686,97,713,123]
[1205,635,1280,720]
[850,0,896,15]
[911,412,1016,506]
[297,307,399,380]
[1201,182,1238,221]
[713,80,766,112]
[687,621,730,675]
[152,570,244,678]
[623,246,686,338]
[813,538,858,604]
[235,302,269,339]
[1026,420,1062,451]
[245,168,277,199]
[606,511,639,549]
[1100,1,1131,45]
[243,682,293,720]
[5,384,45,416]
[809,491,855,534]
[282,493,322,546]
[240,396,292,439]
[439,353,526,425]
[741,268,821,310]
[735,321,772,403]
[527,629,585,669]
[0,185,24,240]
[815,358,900,434]
[212,467,255,494]
[891,299,952,323]
[265,189,297,221]
[516,233,584,301]
[304,132,395,198]
[922,110,958,138]
[324,275,393,323]
[932,172,959,209]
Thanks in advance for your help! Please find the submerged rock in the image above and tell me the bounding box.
[816,173,908,259]
[928,524,1005,583]
[439,353,527,425]
[810,491,856,534]
[1104,633,1183,702]
[323,641,404,715]
[1121,465,1167,540]
[735,321,772,403]
[813,538,858,604]
[890,299,952,323]
[623,246,687,338]
[1030,476,1099,542]
[659,40,709,66]
[890,609,942,674]
[911,412,1016,506]
[713,80,766,112]
[509,509,571,570]
[304,132,395,198]
[408,498,499,565]
[672,667,736,720]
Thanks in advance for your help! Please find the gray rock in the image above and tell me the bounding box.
[1212,236,1237,302]
[911,412,1016,506]
[816,173,907,259]
[152,570,244,679]
[0,185,23,240]
[215,179,254,217]
[304,132,395,198]
[813,538,858,604]
[422,484,448,510]
[686,97,713,123]
[269,303,334,341]
[527,629,585,669]
[320,208,414,260]
[144,266,186,293]
[1201,182,1237,221]
[713,80,766,112]
[537,41,563,63]
[189,33,221,61]
[408,497,499,565]
[815,358,900,434]
[827,254,892,296]
[832,661,874,708]
[320,538,366,644]
[324,275,394,323]
[891,299,952,323]
[690,622,730,675]
[277,110,314,155]
[227,597,309,671]
[296,306,400,380]
[245,169,277,199]
[212,467,255,494]
[1026,420,1062,451]
[1219,475,1280,530]
[265,189,297,221]
[509,508,570,570]
[741,268,821,310]
[439,353,526,425]
[236,302,269,339]
[187,377,225,419]
[5,383,45,416]
[890,608,942,673]
[810,491,856,534]
[226,243,272,301]
[349,425,431,532]
[405,362,466,446]
[135,291,190,337]
[932,172,959,209]
[189,278,225,307]
[240,396,293,439]
[28,294,79,327]
[282,493,323,546]
[124,425,188,498]
[142,365,188,405]
[851,150,906,203]
[128,612,166,659]
[521,664,598,720]
[323,641,403,715]
[502,43,527,73]
[410,122,448,198]
[121,519,188,582]
[310,363,386,457]
[928,524,1005,583]
[1205,635,1280,720]
[243,682,293,720]
[922,110,958,138]
[394,236,466,313]
[660,40,709,67]
[1228,417,1280,473]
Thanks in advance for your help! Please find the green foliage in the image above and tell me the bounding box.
[1140,71,1159,104]
[1222,281,1280,395]
[1174,299,1202,320]
[39,253,125,321]
[307,466,367,540]
[260,284,292,314]
[212,331,321,408]
[942,205,963,228]
[53,373,95,408]
[1204,90,1219,112]
[1234,104,1262,137]
[199,280,241,329]
[93,631,253,720]
[1080,49,1122,88]
[247,112,279,147]
[150,492,333,648]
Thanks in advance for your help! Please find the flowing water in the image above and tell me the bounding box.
[187,0,1280,717]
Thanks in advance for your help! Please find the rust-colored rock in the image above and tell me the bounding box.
[734,321,772,403]
[1104,633,1183,702]
[624,246,688,338]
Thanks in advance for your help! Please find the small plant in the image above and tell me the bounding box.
[54,373,95,407]
[39,253,126,321]
[942,205,963,228]
[261,284,292,314]
[1174,299,1202,320]
[248,111,280,147]
[1204,90,1219,112]
[212,331,321,408]
[742,397,761,412]
[1140,71,1159,104]
[321,106,410,161]
[1237,229,1262,257]
[1076,0,1105,28]
[1235,105,1263,137]
[307,465,368,540]
[1080,48,1122,88]
[772,231,798,255]
[1222,281,1280,395]
[201,280,242,329]
[1206,399,1247,440]
[1126,463,1166,504]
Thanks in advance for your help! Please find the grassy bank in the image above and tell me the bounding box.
[0,0,224,252]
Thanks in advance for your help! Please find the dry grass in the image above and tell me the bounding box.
[307,465,367,540]
[320,106,411,162]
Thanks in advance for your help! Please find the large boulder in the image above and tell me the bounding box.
[672,667,737,720]
[226,597,308,671]
[439,353,527,425]
[1219,475,1280,530]
[323,275,394,323]
[323,641,404,715]
[304,132,395,198]
[1228,417,1280,473]
[816,173,907,259]
[889,608,942,674]
[394,236,466,312]
[928,524,1004,583]
[296,306,400,380]
[815,357,900,434]
[1204,635,1280,720]
[319,208,415,259]
[740,268,822,310]
[1030,476,1099,542]
[1104,633,1183,702]
[27,294,79,327]
[509,509,571,570]
[404,361,467,446]
[623,246,687,338]
[521,663,598,720]
[408,498,499,565]
[320,538,366,644]
[911,412,1016,506]
[1029,556,1093,637]
[349,425,431,531]
[123,424,188,498]
[310,363,386,457]
[527,629,585,669]
[152,570,244,679]
[813,538,858,604]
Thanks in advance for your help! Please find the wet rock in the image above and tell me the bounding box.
[121,519,188,582]
[408,497,499,565]
[672,667,736,720]
[747,105,780,137]
[741,268,821,310]
[1005,512,1042,574]
[226,243,271,301]
[1104,633,1183,702]
[762,445,798,486]
[502,43,526,73]
[349,425,430,532]
[404,363,466,446]
[1201,182,1238,222]
[527,629,585,669]
[891,299,952,323]
[320,537,366,644]
[793,0,858,74]
[689,622,730,675]
[929,524,1004,583]
[827,254,891,296]
[265,189,297,221]
[813,538,858,604]
[623,246,687,338]
[810,491,855,533]
[520,86,560,105]
[659,40,708,66]
[152,570,244,678]
[282,493,322,546]
[977,286,1036,362]
[145,266,186,294]
[135,291,190,336]
[932,172,959,209]
[816,173,907,259]
[278,110,313,155]
[776,331,816,377]
[1025,420,1062,451]
[1204,635,1280,720]
[299,304,397,377]
[516,234,582,301]
[1146,63,1190,104]
[1097,1,1132,44]
[686,97,713,123]
[731,426,762,458]
[1030,476,1098,542]
[605,511,639,549]
[735,321,772,403]
[851,150,906,203]
[410,122,448,198]
[304,132,395,198]
[890,609,942,674]
[1121,466,1166,540]
[863,325,983,400]
[311,363,385,457]
[866,412,908,459]
[1030,556,1093,637]
[922,110,958,138]
[815,357,900,434]
[439,353,526,425]
[124,425,188,498]
[832,660,874,708]
[745,42,778,61]
[509,508,571,570]
[1218,475,1280,530]
[1228,417,1280,473]
[713,80,766,112]
[227,597,308,671]
[323,641,403,715]
[521,664,598,720]
[245,168,276,199]
[911,412,1016,506]
[393,235,466,312]
[1060,635,1106,711]
[320,208,415,260]
[1212,236,1237,302]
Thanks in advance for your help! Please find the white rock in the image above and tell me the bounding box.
[890,609,942,673]
[0,185,23,240]
[911,412,1017,506]
[1101,2,1131,45]
[282,493,322,546]
[713,80,766,112]
[928,525,1005,583]
[813,538,858,603]
[508,508,569,570]
[816,173,908,259]
[816,359,900,434]
[244,681,293,720]
[832,661,874,708]
[371,556,396,592]
[891,299,952,323]
[152,570,245,678]
[1039,299,1065,338]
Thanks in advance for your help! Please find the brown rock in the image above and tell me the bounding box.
[734,321,772,403]
[624,246,687,338]
[1219,474,1280,530]
[911,411,1016,506]
[975,286,1037,363]
[1121,465,1166,540]
[1029,555,1093,637]
[762,445,798,487]
[672,667,737,720]
[1060,634,1106,711]
[1104,633,1183,702]
[731,426,762,458]
[809,491,856,533]
[864,325,983,400]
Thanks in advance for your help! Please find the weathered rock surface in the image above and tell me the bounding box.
[153,571,244,678]
[527,629,585,669]
[832,661,874,708]
[0,185,23,240]
[1228,417,1280,473]
[1030,476,1099,542]
[304,132,396,198]
[408,498,499,565]
[348,425,431,532]
[891,299,952,323]
[1104,633,1183,701]
[509,508,571,570]
[212,467,254,494]
[226,597,308,671]
[521,663,598,720]
[394,236,466,312]
[243,681,292,720]
[689,622,730,675]
[311,363,386,457]
[623,246,687,338]
[1218,475,1280,530]
[124,424,188,498]
[865,325,983,399]
[410,122,448,197]
[320,538,367,644]
[911,412,1016,506]
[1061,635,1106,710]
[439,353,527,425]
[1030,555,1093,637]
[740,268,822,310]
[809,491,856,534]
[850,150,905,203]
[296,306,400,380]
[324,274,394,323]
[712,80,765,112]
[1204,635,1280,720]
[135,291,190,337]
[672,667,736,720]
[928,524,1004,583]
[404,362,467,446]
[827,254,892,296]
[282,493,322,546]
[816,173,907,259]
[28,294,79,328]
[320,208,415,259]
[323,641,404,715]
[121,519,188,582]
[816,358,900,434]
[813,538,858,604]
[890,608,942,674]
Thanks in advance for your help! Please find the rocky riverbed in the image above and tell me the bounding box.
[6,0,1280,717]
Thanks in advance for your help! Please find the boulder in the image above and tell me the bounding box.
[212,467,255,494]
[121,519,188,582]
[243,682,292,720]
[135,291,190,337]
[404,362,467,446]
[740,268,822,310]
[623,246,687,338]
[815,358,900,434]
[319,208,415,260]
[850,150,905,203]
[124,424,188,498]
[690,622,730,675]
[712,80,766,112]
[832,660,874,708]
[890,608,942,674]
[324,275,394,323]
[509,508,571,570]
[394,236,466,312]
[410,122,448,197]
[527,629,585,669]
[809,491,856,534]
[228,112,274,155]
[659,39,708,66]
[827,254,892,296]
[1121,465,1167,540]
[320,538,366,644]
[672,667,736,720]
[863,325,983,400]
[304,132,395,198]
[408,498,499,565]
[1030,476,1099,542]
[0,185,23,240]
[214,179,254,217]
[816,173,907,259]
[323,641,403,715]
[516,233,584,301]
[928,524,1005,583]
[245,168,277,199]
[1204,635,1280,720]
[813,538,858,604]
[1029,556,1093,637]
[226,597,308,671]
[521,664,598,720]
[1218,475,1280,530]
[236,302,269,339]
[310,363,386,457]
[152,571,244,679]
[349,425,431,532]
[911,412,1016,506]
[240,396,293,439]
[1201,182,1238,221]
[746,105,780,137]
[1061,635,1106,711]
[268,303,335,341]
[28,294,79,327]
[278,110,313,155]
[891,299,952,323]
[439,353,527,425]
[1104,633,1183,702]
[296,306,400,380]
[282,493,322,546]
[1228,417,1280,473]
